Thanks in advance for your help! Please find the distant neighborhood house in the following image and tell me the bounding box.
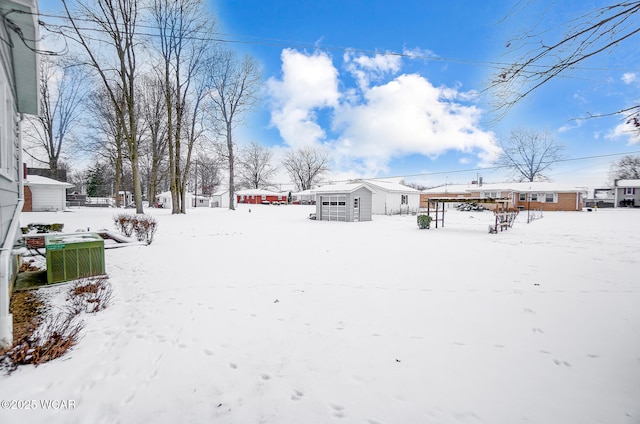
[236,189,287,204]
[613,179,640,208]
[421,182,586,211]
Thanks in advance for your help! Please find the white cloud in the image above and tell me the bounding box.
[402,47,438,60]
[605,120,640,144]
[622,72,637,85]
[558,119,584,133]
[333,74,500,171]
[267,50,500,176]
[343,51,401,92]
[266,49,340,147]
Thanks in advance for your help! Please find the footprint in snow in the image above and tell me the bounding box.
[553,359,571,367]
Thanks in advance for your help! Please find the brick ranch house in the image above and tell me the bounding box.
[421,182,586,211]
[236,189,287,205]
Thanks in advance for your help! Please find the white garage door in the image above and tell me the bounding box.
[320,195,347,221]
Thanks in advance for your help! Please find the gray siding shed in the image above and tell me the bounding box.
[315,183,374,222]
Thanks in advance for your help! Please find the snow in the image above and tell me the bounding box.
[2,205,639,423]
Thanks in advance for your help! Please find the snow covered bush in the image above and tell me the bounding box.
[133,214,158,244]
[67,277,113,315]
[417,214,432,229]
[114,213,135,237]
[114,213,158,244]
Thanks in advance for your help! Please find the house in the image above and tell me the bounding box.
[116,190,133,206]
[585,188,615,208]
[421,182,586,211]
[236,189,287,205]
[613,179,640,207]
[23,175,73,212]
[0,0,40,349]
[292,188,317,205]
[211,189,237,208]
[314,183,374,222]
[155,191,198,209]
[359,179,420,215]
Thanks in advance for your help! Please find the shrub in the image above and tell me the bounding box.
[417,214,432,229]
[133,215,158,245]
[0,313,84,374]
[114,213,135,237]
[114,213,158,244]
[66,276,113,315]
[50,223,64,232]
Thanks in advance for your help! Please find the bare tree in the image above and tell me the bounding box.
[151,0,214,214]
[610,155,640,180]
[236,142,276,189]
[61,0,145,213]
[138,75,169,207]
[491,2,640,128]
[23,56,84,174]
[191,152,223,197]
[497,129,564,182]
[208,50,261,210]
[282,146,330,191]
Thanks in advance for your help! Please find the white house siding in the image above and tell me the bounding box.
[372,192,420,215]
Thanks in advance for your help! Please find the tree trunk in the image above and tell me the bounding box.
[227,123,235,210]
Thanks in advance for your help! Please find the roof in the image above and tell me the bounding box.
[24,175,73,188]
[422,181,587,194]
[236,189,283,196]
[314,182,375,194]
[615,179,640,188]
[360,179,420,194]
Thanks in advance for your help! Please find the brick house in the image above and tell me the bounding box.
[421,182,586,211]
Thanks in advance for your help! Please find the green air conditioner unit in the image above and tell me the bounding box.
[45,233,105,284]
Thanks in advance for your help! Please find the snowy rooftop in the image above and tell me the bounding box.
[24,175,73,188]
[423,181,587,194]
[615,179,640,187]
[314,182,374,193]
[236,188,283,196]
[360,179,420,193]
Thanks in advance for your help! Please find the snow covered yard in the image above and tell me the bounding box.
[1,205,639,424]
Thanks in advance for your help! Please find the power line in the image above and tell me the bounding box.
[12,8,640,73]
[320,149,640,185]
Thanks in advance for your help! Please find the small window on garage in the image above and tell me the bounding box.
[401,194,408,205]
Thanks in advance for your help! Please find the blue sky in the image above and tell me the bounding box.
[38,0,640,188]
[209,0,640,188]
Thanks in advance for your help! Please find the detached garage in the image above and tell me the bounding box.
[314,183,374,222]
[23,175,73,212]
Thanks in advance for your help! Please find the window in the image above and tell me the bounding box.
[482,191,500,199]
[624,187,636,195]
[544,193,557,203]
[401,194,408,205]
[519,193,526,201]
[530,193,538,201]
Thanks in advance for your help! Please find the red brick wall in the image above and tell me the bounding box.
[22,186,32,212]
